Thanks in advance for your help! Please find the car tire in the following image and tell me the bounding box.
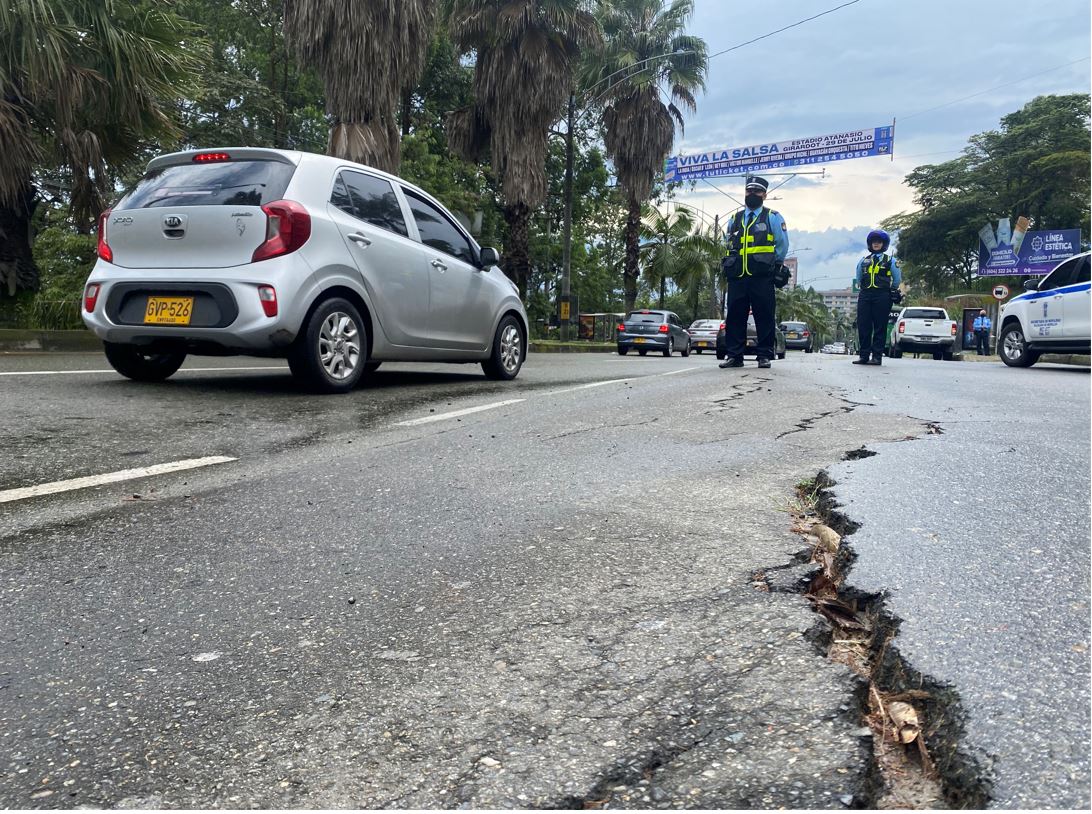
[617,346,628,356]
[287,297,367,394]
[681,340,691,357]
[103,342,186,382]
[482,314,525,380]
[694,348,702,355]
[363,361,382,374]
[638,349,647,356]
[777,351,786,360]
[892,345,903,359]
[663,337,673,357]
[942,350,954,361]
[805,346,813,353]
[999,323,1040,368]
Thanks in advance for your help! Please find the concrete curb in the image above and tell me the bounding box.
[529,342,615,354]
[0,329,102,353]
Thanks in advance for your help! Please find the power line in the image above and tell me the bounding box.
[899,56,1091,121]
[706,0,864,60]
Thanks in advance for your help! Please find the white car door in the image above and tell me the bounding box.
[1031,256,1079,339]
[328,170,431,347]
[1061,255,1091,340]
[402,190,494,350]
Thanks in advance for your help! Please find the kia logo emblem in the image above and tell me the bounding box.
[164,215,183,229]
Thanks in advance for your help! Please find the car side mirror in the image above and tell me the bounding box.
[479,246,500,268]
[1023,279,1039,291]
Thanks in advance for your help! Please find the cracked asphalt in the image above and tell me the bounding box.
[0,350,1086,808]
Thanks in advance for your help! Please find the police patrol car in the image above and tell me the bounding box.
[998,252,1090,367]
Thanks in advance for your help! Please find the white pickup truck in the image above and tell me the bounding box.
[888,306,958,360]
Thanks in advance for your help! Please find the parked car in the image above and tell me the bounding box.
[887,306,957,360]
[716,315,787,360]
[81,148,527,393]
[779,320,814,352]
[687,319,721,354]
[998,252,1091,367]
[830,342,847,354]
[617,309,691,357]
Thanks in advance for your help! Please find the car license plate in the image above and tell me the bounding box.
[144,296,194,325]
[634,337,645,344]
[787,332,799,339]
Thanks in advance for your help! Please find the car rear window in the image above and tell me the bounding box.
[690,320,717,329]
[626,312,665,323]
[782,322,807,330]
[116,160,296,210]
[903,308,947,319]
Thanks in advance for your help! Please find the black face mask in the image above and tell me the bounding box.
[745,194,763,209]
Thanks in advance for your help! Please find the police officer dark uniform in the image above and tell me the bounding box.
[973,309,992,355]
[719,177,789,369]
[853,229,902,365]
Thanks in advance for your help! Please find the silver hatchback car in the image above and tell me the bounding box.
[82,148,528,393]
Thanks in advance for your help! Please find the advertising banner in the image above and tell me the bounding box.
[977,217,1081,277]
[663,126,894,182]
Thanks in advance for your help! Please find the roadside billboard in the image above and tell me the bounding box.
[976,217,1080,277]
[664,125,894,182]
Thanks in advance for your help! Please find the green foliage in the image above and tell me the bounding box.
[32,226,96,301]
[885,94,1091,296]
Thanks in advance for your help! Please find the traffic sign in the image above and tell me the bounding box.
[992,284,1010,300]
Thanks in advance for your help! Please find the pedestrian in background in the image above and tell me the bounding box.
[853,229,902,366]
[973,309,992,355]
[719,176,789,369]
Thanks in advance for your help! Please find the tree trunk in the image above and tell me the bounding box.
[328,119,400,173]
[623,195,641,312]
[658,275,666,308]
[503,201,531,300]
[0,185,39,297]
[560,93,575,340]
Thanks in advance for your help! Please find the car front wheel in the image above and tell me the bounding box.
[999,323,1040,368]
[288,297,367,393]
[103,342,186,382]
[482,314,525,380]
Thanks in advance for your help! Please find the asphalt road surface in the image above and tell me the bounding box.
[1,349,1087,808]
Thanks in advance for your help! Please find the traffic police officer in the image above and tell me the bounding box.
[973,309,992,355]
[853,229,902,365]
[719,177,789,369]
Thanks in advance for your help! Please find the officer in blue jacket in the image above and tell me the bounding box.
[853,229,902,365]
[973,309,992,355]
[719,177,789,369]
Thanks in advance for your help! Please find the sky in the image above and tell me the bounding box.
[670,0,1092,290]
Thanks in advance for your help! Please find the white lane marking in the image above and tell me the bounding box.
[658,366,700,376]
[395,399,526,427]
[543,377,633,396]
[0,456,237,504]
[0,366,286,377]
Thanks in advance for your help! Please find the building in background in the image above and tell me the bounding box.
[782,256,799,289]
[819,287,855,316]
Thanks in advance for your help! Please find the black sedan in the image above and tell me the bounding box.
[617,309,691,357]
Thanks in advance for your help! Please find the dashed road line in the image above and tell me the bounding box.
[394,399,526,427]
[0,456,237,504]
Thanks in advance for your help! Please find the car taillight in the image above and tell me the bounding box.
[802,331,810,337]
[719,322,725,330]
[252,200,311,262]
[97,209,113,262]
[898,321,906,334]
[84,283,100,313]
[257,285,278,317]
[193,152,231,163]
[951,323,957,336]
[617,323,626,332]
[658,324,669,333]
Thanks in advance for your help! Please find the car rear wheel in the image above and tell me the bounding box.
[663,338,673,357]
[999,323,1040,367]
[681,340,691,357]
[694,348,702,355]
[288,297,367,393]
[638,349,647,356]
[805,346,813,353]
[103,342,186,382]
[777,351,786,360]
[617,346,628,356]
[482,315,524,380]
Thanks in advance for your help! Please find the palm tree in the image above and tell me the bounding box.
[587,0,706,312]
[447,0,600,299]
[639,206,717,319]
[285,0,435,172]
[776,285,833,340]
[0,0,197,296]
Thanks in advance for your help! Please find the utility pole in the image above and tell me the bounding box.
[560,92,576,341]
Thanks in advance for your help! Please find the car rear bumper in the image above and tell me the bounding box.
[618,337,670,350]
[784,338,811,349]
[895,337,954,352]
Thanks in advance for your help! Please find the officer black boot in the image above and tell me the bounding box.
[757,357,771,369]
[867,355,882,365]
[719,357,744,368]
[851,356,869,365]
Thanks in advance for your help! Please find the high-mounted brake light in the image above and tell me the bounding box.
[84,283,100,313]
[252,200,311,262]
[257,285,278,317]
[97,209,113,262]
[193,152,231,163]
[658,324,669,333]
[898,321,906,334]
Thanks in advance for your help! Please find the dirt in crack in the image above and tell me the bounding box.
[759,471,992,809]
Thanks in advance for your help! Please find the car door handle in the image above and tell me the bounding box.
[430,259,447,271]
[348,233,372,246]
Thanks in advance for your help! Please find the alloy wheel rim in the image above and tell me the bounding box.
[500,324,521,373]
[1003,330,1024,360]
[319,312,361,380]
